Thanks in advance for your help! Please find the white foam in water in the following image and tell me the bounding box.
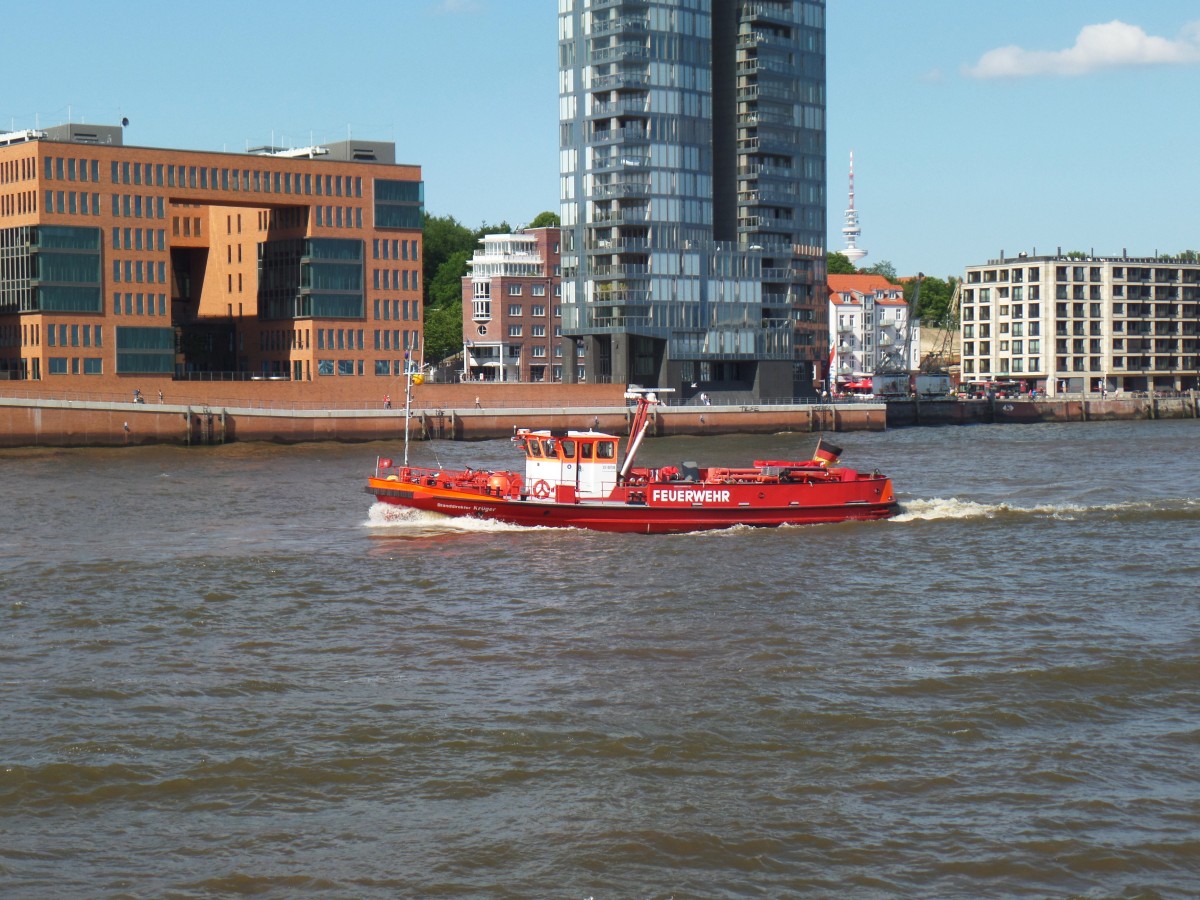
[893,496,1199,524]
[364,502,535,533]
[892,497,1003,521]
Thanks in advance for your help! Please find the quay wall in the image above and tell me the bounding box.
[0,393,885,448]
[4,387,1196,449]
[886,395,1200,428]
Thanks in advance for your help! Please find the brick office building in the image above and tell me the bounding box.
[0,123,423,400]
[461,227,567,383]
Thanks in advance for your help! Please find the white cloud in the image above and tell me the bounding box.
[965,19,1200,78]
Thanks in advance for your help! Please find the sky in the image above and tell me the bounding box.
[4,1,1198,278]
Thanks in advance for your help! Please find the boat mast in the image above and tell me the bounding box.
[402,362,414,467]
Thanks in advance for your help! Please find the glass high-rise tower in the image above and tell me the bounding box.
[558,0,826,399]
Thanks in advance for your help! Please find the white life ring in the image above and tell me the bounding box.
[532,479,551,499]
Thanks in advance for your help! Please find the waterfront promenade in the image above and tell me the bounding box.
[1,384,1197,447]
[0,388,885,448]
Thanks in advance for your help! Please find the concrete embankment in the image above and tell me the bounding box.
[0,394,886,448]
[886,394,1200,427]
[4,386,1196,448]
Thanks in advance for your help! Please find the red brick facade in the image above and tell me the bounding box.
[460,227,566,383]
[0,127,423,402]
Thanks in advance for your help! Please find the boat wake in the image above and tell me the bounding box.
[894,496,1200,524]
[364,502,535,533]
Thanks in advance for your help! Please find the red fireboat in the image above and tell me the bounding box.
[367,388,898,534]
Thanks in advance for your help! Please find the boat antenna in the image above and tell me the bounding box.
[402,356,415,467]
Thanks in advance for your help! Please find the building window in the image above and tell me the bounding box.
[508,325,522,337]
[508,284,522,296]
[508,304,522,316]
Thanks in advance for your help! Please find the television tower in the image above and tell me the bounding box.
[841,151,867,266]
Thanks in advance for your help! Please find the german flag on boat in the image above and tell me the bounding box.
[813,439,843,467]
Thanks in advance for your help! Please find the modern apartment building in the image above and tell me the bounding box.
[827,273,917,390]
[960,253,1200,394]
[0,123,423,394]
[558,0,827,400]
[460,227,567,383]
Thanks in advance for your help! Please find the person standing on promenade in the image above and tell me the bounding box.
[384,394,391,409]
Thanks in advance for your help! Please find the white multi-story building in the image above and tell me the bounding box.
[827,274,919,391]
[960,253,1200,394]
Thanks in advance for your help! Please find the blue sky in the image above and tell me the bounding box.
[4,1,1198,278]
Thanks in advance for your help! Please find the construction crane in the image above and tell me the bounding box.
[919,281,961,374]
[873,273,921,396]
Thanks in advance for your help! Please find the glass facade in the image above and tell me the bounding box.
[559,0,826,396]
[374,179,424,229]
[0,225,103,313]
[259,237,365,320]
[115,326,175,373]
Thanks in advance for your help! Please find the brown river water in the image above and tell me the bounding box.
[1,419,1198,898]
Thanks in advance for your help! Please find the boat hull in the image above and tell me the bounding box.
[368,476,898,534]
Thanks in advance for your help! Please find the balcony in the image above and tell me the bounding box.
[741,1,795,25]
[591,207,649,225]
[590,96,649,117]
[585,237,648,254]
[590,15,648,36]
[591,181,650,199]
[737,109,793,128]
[736,55,796,77]
[738,213,794,232]
[592,263,650,277]
[739,184,799,206]
[737,80,796,104]
[589,44,649,64]
[591,125,650,145]
[737,130,797,155]
[590,71,650,90]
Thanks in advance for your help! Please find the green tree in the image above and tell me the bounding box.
[422,302,463,364]
[863,260,898,281]
[906,275,958,326]
[427,249,471,309]
[827,251,857,275]
[476,220,513,239]
[529,210,561,228]
[422,213,477,306]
